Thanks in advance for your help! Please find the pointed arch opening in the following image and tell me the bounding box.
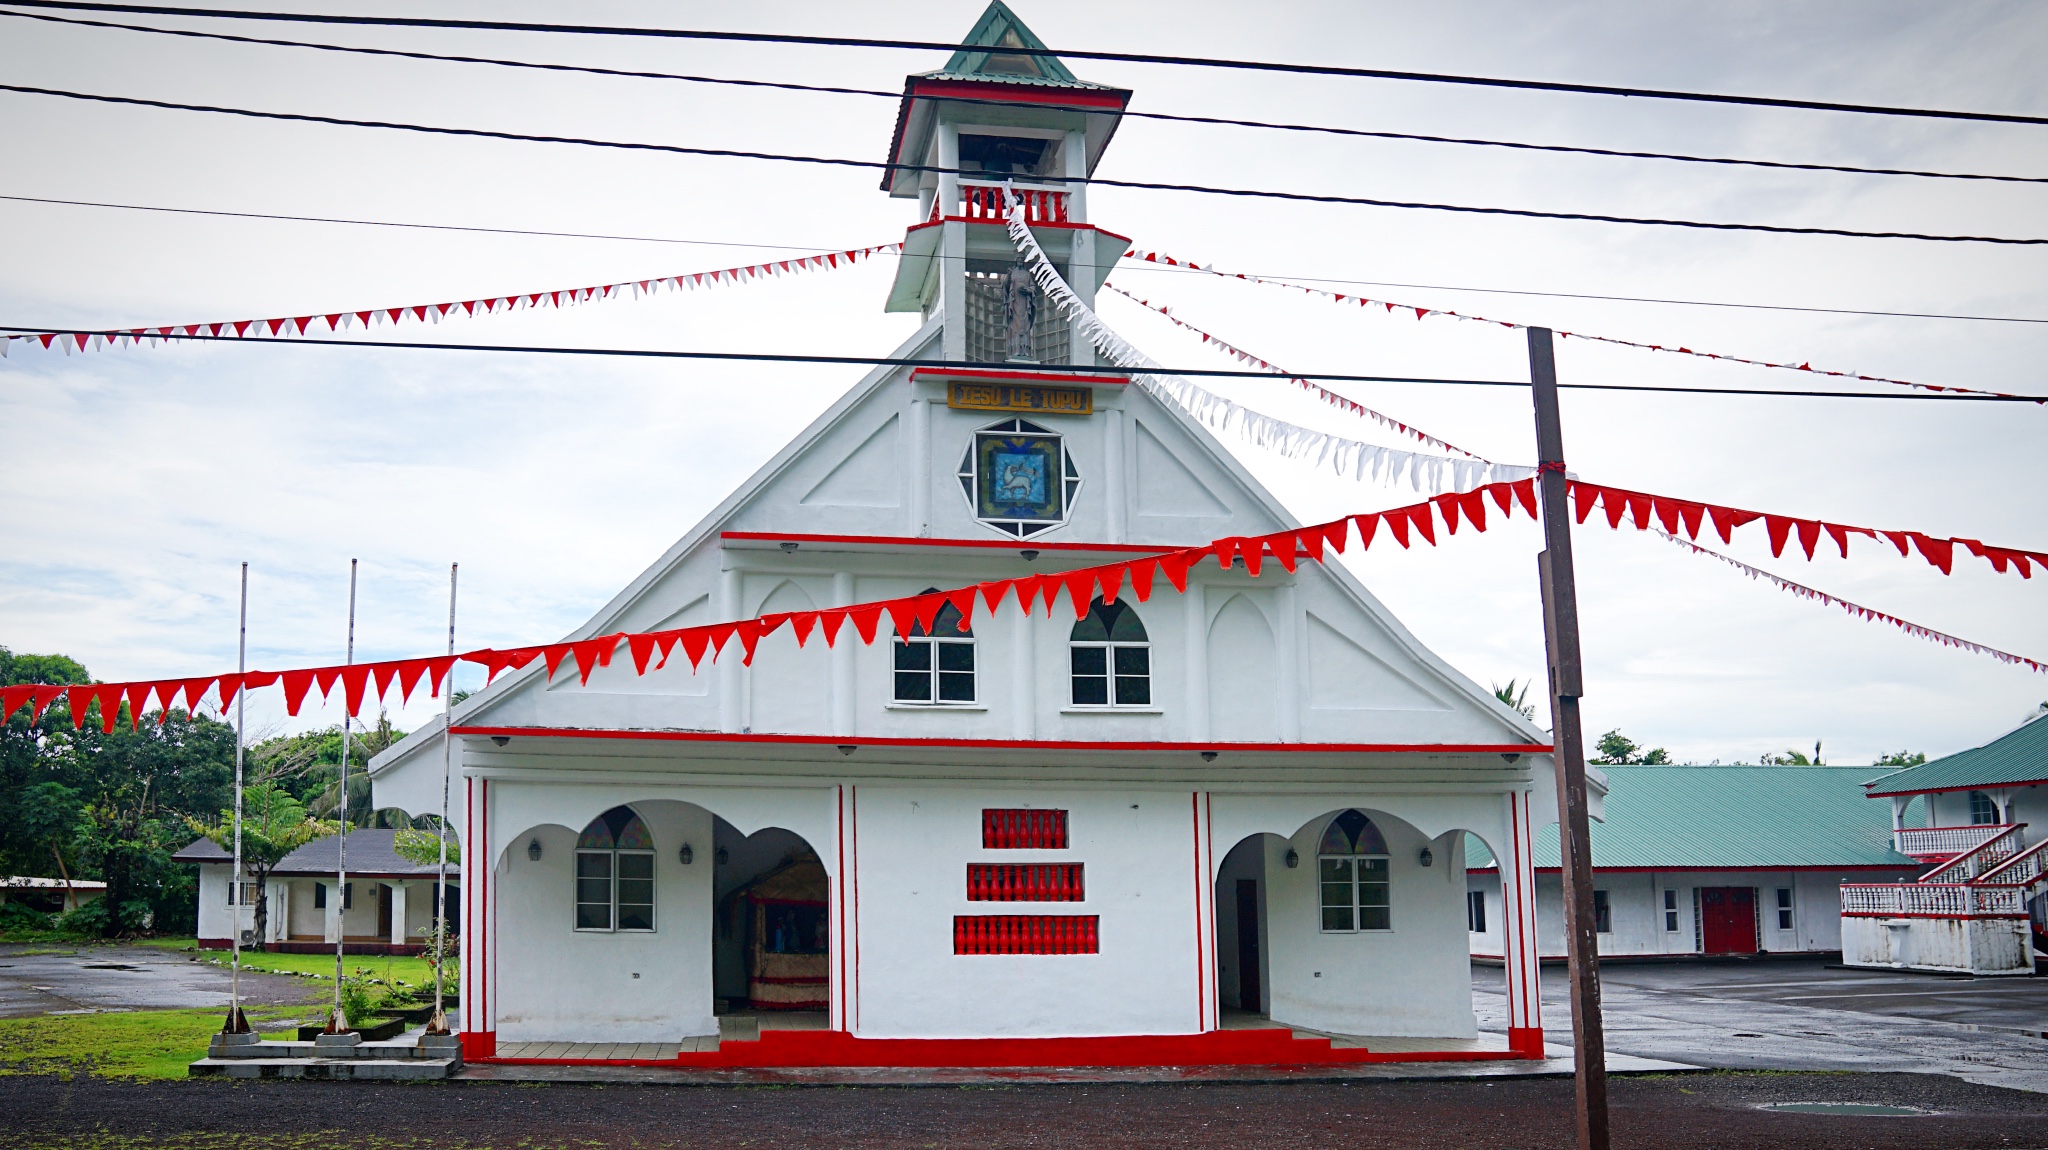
[576,806,656,932]
[1069,597,1150,707]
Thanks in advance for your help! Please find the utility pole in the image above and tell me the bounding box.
[1528,326,1609,1150]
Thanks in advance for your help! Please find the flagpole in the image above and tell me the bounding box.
[225,561,249,1034]
[329,558,356,1033]
[429,562,456,1036]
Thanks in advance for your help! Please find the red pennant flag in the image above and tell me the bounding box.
[87,684,124,732]
[850,605,884,645]
[181,677,217,715]
[1675,500,1706,540]
[1437,494,1464,535]
[1353,513,1380,550]
[1297,530,1324,565]
[213,675,245,718]
[1383,512,1411,549]
[679,628,713,670]
[1269,536,1298,573]
[1212,538,1240,571]
[818,611,848,648]
[979,580,1011,615]
[735,620,765,666]
[1511,479,1538,519]
[1572,483,1601,525]
[1795,519,1823,560]
[1097,563,1128,603]
[1708,505,1744,544]
[705,623,740,662]
[340,664,373,717]
[1600,491,1629,530]
[943,587,978,632]
[1487,483,1514,516]
[627,633,659,673]
[1009,575,1044,616]
[30,685,66,725]
[123,682,155,729]
[1322,520,1350,554]
[788,612,819,648]
[282,669,317,716]
[1651,498,1682,535]
[542,644,572,680]
[1060,570,1098,618]
[0,684,33,724]
[1764,515,1794,558]
[911,594,945,636]
[1158,553,1192,594]
[1624,492,1653,530]
[394,658,429,703]
[425,656,457,698]
[65,685,95,728]
[1910,534,1954,575]
[1457,490,1489,532]
[1128,558,1158,601]
[1240,541,1264,577]
[1879,529,1911,557]
[369,663,400,706]
[1408,505,1437,547]
[571,637,618,685]
[883,599,919,642]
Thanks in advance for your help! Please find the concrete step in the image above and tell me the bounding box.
[189,1057,457,1080]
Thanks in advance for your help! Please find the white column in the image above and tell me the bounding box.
[1184,582,1209,741]
[388,882,409,947]
[1069,227,1099,369]
[941,221,967,362]
[1497,788,1545,1058]
[323,881,341,944]
[831,571,856,735]
[718,567,743,733]
[910,395,931,537]
[1102,407,1125,543]
[1063,128,1088,223]
[1010,595,1036,739]
[1275,584,1301,742]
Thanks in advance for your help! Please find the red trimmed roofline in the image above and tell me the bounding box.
[1864,778,2048,799]
[1469,865,1920,874]
[908,78,1131,112]
[909,366,1129,387]
[453,726,1551,756]
[903,219,1133,245]
[721,531,1173,554]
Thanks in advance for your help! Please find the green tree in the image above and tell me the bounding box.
[186,782,336,946]
[1873,750,1926,768]
[1491,679,1537,720]
[393,821,461,867]
[1592,729,1669,765]
[1762,740,1826,766]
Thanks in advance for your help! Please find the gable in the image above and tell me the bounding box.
[1305,614,1451,712]
[801,415,902,509]
[942,2,1079,82]
[1134,420,1231,520]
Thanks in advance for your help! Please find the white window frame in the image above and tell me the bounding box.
[1775,886,1795,931]
[1466,889,1487,933]
[1968,791,2001,825]
[1318,852,1392,933]
[891,597,977,706]
[1593,889,1612,934]
[955,417,1082,539]
[575,847,657,933]
[1663,887,1680,932]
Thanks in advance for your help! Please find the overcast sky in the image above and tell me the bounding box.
[1,0,2043,765]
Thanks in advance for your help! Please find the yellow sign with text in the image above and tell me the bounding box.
[946,381,1094,416]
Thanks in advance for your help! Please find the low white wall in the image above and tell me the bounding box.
[494,799,717,1043]
[1844,915,2035,975]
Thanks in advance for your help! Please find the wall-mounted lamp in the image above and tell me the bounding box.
[780,541,799,553]
[716,847,730,866]
[527,837,542,862]
[1418,846,1435,868]
[1019,550,1039,562]
[492,736,510,747]
[1284,849,1300,869]
[679,843,694,865]
[838,745,857,756]
[1200,751,1218,762]
[1500,752,1520,763]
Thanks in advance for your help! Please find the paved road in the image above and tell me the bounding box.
[0,944,314,1018]
[1474,957,2048,1093]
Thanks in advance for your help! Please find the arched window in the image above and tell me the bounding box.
[1318,810,1390,933]
[576,806,655,932]
[893,588,976,704]
[1968,791,2001,825]
[1070,598,1149,707]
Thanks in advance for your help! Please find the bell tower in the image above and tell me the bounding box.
[881,1,1133,368]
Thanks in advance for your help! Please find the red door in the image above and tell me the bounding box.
[1699,887,1757,954]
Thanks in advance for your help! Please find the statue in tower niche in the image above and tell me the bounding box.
[1003,260,1038,362]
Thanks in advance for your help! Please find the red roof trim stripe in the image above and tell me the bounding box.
[903,220,1134,245]
[907,78,1131,111]
[453,726,1551,755]
[720,532,1172,553]
[909,367,1130,387]
[1862,778,2048,798]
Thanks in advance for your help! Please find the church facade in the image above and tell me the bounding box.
[369,2,1567,1068]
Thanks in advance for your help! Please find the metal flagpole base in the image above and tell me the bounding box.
[220,1006,251,1034]
[323,1008,352,1035]
[425,1009,450,1036]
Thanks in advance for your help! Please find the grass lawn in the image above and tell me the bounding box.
[0,1005,308,1080]
[136,938,445,994]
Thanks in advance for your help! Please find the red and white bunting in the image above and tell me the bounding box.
[1105,284,1492,462]
[0,244,901,356]
[5,475,2040,731]
[1657,530,2044,673]
[1124,248,2031,402]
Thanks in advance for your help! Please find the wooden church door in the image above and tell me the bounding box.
[1699,887,1757,954]
[1235,880,1261,1013]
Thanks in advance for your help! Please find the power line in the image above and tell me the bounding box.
[8,83,2044,246]
[9,9,2044,186]
[4,327,2041,401]
[6,0,2047,127]
[7,192,2044,325]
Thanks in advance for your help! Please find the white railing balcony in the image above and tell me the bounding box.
[1894,823,2012,859]
[1977,838,2048,892]
[930,181,1073,226]
[1919,824,2026,883]
[1842,882,2027,917]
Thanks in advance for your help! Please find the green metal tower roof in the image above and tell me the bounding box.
[1468,765,1918,870]
[930,2,1090,86]
[1863,714,2048,797]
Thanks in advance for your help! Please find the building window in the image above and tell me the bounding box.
[1593,889,1612,934]
[341,882,353,911]
[1467,890,1487,933]
[230,881,262,907]
[1776,887,1794,930]
[1663,888,1679,932]
[1070,598,1150,707]
[1968,791,2001,825]
[893,589,975,704]
[313,883,326,909]
[1318,810,1391,932]
[576,806,656,932]
[957,418,1081,538]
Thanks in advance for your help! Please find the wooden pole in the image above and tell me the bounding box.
[330,558,357,1033]
[430,562,456,1034]
[1528,326,1609,1150]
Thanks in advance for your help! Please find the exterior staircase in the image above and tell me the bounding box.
[1841,823,2040,975]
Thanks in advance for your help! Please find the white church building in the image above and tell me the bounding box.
[370,2,1573,1069]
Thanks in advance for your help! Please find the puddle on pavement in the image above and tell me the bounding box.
[1760,1102,1929,1117]
[80,964,140,971]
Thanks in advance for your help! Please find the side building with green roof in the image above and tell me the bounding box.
[1466,765,1919,960]
[1841,713,2048,975]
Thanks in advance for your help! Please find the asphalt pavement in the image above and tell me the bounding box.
[1474,956,2048,1093]
[0,943,312,1018]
